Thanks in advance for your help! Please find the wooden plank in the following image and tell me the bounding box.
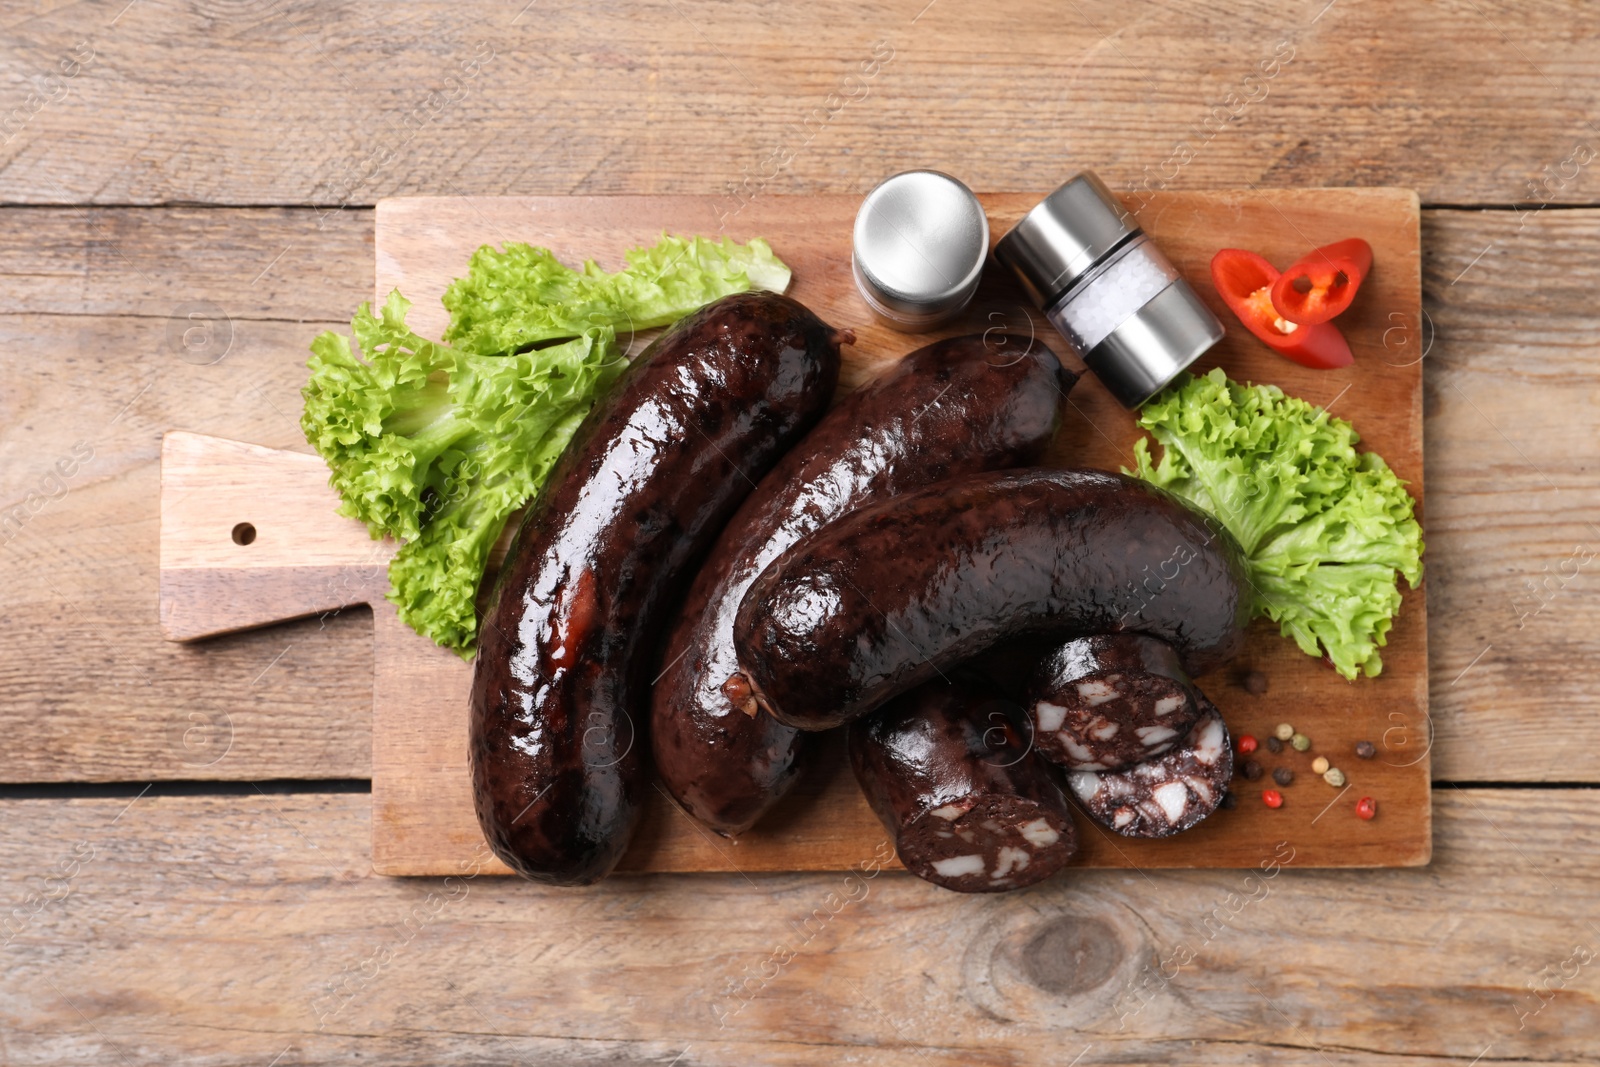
[2,2,1599,207]
[3,205,1600,784]
[361,188,1427,873]
[1420,209,1600,782]
[0,788,1591,1064]
[0,208,377,782]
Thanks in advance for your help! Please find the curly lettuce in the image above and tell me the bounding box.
[1129,368,1423,680]
[303,234,792,656]
[303,291,623,655]
[442,234,791,356]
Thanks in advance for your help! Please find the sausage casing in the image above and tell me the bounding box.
[653,333,1072,834]
[470,292,844,885]
[736,468,1251,731]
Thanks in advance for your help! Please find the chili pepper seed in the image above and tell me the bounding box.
[1355,740,1377,760]
[1266,735,1283,754]
[1272,766,1294,787]
[1237,734,1259,755]
[1291,732,1311,752]
[1356,796,1377,820]
[1324,767,1347,787]
[1262,789,1284,809]
[1275,723,1295,742]
[1311,756,1330,775]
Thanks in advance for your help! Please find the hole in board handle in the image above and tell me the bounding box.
[231,522,256,546]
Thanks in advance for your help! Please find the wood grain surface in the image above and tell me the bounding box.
[3,0,1600,1058]
[1,1,1597,207]
[160,432,389,641]
[0,789,1591,1065]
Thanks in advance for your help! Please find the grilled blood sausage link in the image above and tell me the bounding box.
[470,293,846,885]
[1024,633,1201,771]
[736,468,1251,731]
[1067,697,1233,837]
[653,333,1073,835]
[850,679,1079,893]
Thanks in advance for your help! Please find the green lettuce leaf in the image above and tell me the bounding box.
[1129,368,1423,679]
[383,343,614,657]
[302,290,466,542]
[303,233,791,656]
[302,291,623,654]
[441,234,791,355]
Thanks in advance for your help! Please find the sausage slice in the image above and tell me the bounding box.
[1067,698,1233,838]
[1023,634,1201,771]
[850,679,1079,893]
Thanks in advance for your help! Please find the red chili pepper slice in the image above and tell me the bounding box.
[1270,238,1373,326]
[1210,248,1354,370]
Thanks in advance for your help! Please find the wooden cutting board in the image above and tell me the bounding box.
[160,189,1429,876]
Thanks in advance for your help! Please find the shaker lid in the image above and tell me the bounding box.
[994,171,1140,309]
[852,170,988,318]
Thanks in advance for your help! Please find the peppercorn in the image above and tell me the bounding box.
[1239,758,1263,781]
[1355,740,1377,760]
[1291,732,1311,752]
[1311,756,1330,775]
[1272,766,1294,787]
[1220,790,1238,810]
[1243,670,1268,695]
[1262,789,1284,809]
[1324,767,1346,787]
[1237,734,1259,755]
[1265,735,1283,754]
[1275,723,1294,742]
[1356,796,1377,820]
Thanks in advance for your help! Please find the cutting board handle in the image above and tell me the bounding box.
[159,432,392,641]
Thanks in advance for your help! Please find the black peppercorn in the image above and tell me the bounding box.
[1272,766,1294,787]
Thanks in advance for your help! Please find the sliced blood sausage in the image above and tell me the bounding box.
[653,332,1072,835]
[1066,699,1234,838]
[470,292,845,885]
[736,468,1252,731]
[850,679,1079,893]
[1024,634,1201,771]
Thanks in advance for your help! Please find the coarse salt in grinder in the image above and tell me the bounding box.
[994,172,1225,408]
[852,170,989,331]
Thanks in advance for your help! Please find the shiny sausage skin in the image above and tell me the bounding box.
[653,333,1073,835]
[1023,633,1201,771]
[470,292,845,885]
[850,678,1079,893]
[736,468,1252,731]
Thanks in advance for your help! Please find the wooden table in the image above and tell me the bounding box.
[3,2,1598,1062]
